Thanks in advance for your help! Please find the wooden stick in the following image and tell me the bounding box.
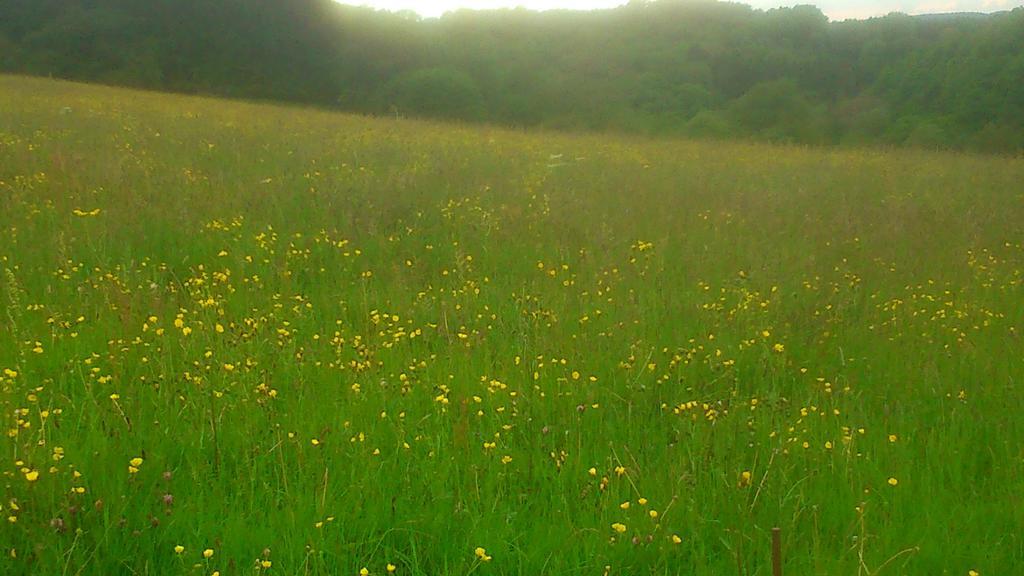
[771,527,783,576]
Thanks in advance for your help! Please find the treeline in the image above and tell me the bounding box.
[2,0,1023,152]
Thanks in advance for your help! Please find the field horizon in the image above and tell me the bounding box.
[1,75,1022,575]
[5,1,1024,154]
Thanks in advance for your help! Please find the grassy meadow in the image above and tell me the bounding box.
[0,75,1022,575]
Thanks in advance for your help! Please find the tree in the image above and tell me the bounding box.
[727,80,828,143]
[1,0,1021,153]
[383,67,486,121]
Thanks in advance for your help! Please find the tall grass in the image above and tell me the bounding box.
[0,75,1021,575]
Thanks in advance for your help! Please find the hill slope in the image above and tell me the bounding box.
[1,1,1023,152]
[0,75,1023,575]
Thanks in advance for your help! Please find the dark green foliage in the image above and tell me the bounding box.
[1,0,1022,153]
[686,110,736,139]
[725,80,829,143]
[384,67,486,119]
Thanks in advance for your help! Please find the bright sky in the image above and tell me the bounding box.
[345,1,1021,21]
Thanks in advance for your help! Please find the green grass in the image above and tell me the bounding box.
[0,74,1021,575]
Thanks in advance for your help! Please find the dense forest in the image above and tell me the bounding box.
[2,0,1023,152]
